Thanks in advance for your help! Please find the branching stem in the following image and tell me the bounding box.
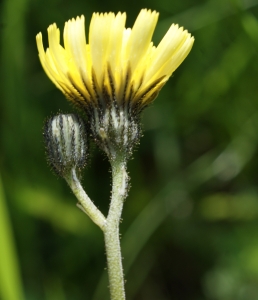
[66,156,128,300]
[65,168,106,230]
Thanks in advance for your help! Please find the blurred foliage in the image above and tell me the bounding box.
[1,0,258,299]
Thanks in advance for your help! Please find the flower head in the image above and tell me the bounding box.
[37,9,194,160]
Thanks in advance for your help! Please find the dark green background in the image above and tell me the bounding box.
[1,0,258,299]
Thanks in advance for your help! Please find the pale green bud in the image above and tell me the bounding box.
[44,114,88,177]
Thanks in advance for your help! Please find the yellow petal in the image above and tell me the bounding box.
[89,12,115,87]
[104,12,126,100]
[36,33,67,93]
[143,25,194,85]
[47,24,68,75]
[64,16,90,83]
[106,12,126,77]
[63,16,93,100]
[159,34,194,78]
[124,9,159,74]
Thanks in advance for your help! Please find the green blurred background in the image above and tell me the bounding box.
[1,0,258,299]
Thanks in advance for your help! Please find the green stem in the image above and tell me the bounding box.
[65,168,106,230]
[103,157,128,300]
[66,158,128,300]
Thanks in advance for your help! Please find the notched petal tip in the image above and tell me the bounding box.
[140,8,158,16]
[116,11,126,17]
[176,24,194,42]
[36,32,42,45]
[76,15,84,21]
[137,8,159,22]
[182,32,195,52]
[36,32,42,39]
[47,23,57,33]
[36,32,45,54]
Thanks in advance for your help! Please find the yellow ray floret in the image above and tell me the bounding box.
[36,9,194,111]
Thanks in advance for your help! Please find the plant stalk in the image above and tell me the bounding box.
[103,156,128,300]
[66,157,128,300]
[65,168,106,230]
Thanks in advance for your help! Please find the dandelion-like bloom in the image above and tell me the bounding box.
[36,9,194,159]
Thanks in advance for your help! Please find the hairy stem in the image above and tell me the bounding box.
[66,157,128,300]
[104,156,128,300]
[65,168,106,230]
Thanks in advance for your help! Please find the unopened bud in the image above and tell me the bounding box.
[44,114,88,177]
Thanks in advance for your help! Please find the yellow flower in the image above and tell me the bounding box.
[36,9,194,111]
[36,9,194,159]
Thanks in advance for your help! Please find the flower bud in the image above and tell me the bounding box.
[44,114,88,177]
